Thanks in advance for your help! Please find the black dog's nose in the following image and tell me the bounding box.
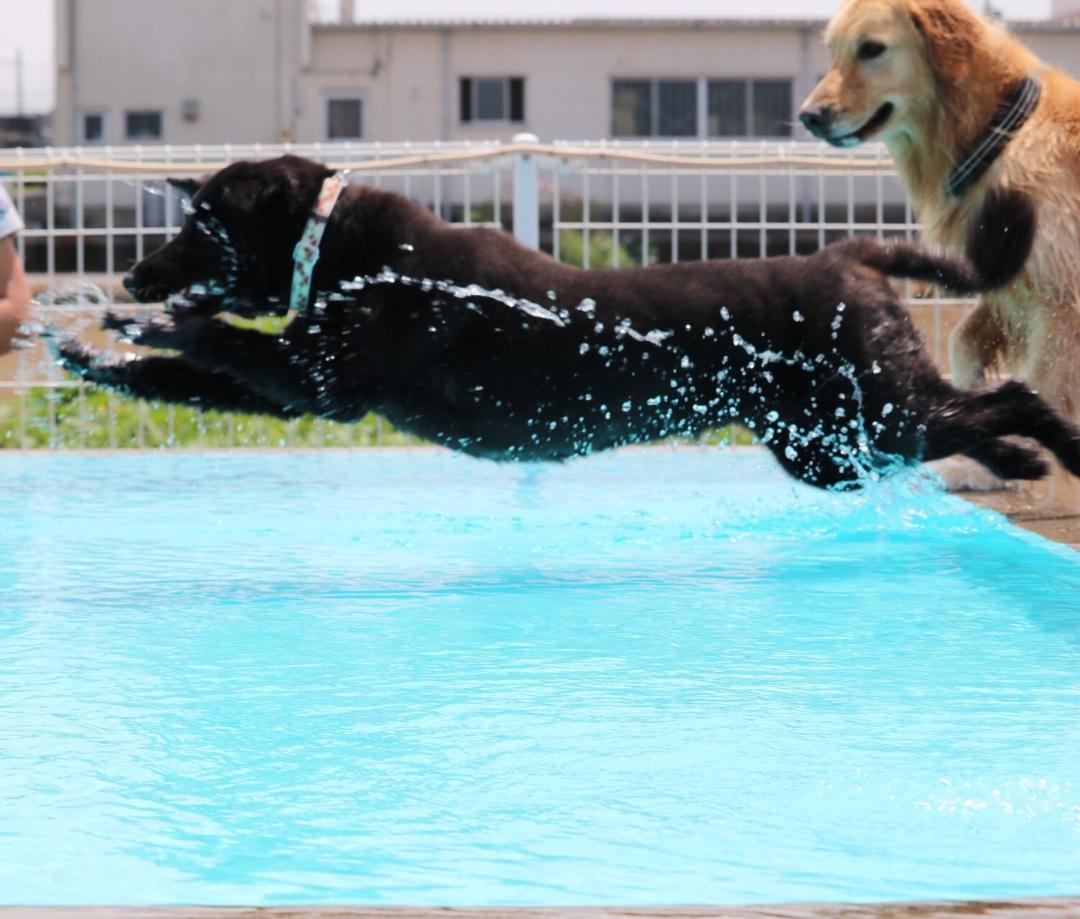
[122,274,139,298]
[799,105,833,137]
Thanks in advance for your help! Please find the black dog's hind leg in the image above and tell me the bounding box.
[56,339,303,418]
[961,438,1048,481]
[925,381,1080,479]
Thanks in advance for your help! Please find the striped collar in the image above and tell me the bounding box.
[945,76,1041,199]
[290,172,349,314]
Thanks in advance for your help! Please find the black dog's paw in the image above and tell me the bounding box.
[102,310,209,350]
[972,437,1049,481]
[52,336,133,387]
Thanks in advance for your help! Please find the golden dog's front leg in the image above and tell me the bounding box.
[947,301,1006,389]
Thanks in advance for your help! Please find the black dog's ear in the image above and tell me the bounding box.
[222,172,306,218]
[167,177,203,199]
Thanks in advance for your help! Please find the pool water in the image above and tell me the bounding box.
[1,448,1079,905]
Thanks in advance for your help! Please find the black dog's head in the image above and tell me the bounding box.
[124,155,334,317]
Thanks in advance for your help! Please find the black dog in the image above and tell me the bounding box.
[56,155,1080,488]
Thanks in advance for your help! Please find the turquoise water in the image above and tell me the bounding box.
[0,448,1079,905]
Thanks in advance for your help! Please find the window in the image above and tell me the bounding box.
[611,80,651,137]
[707,79,793,138]
[751,80,793,137]
[326,97,364,140]
[613,78,793,138]
[657,81,697,137]
[125,110,163,141]
[81,111,106,144]
[460,77,525,123]
[706,81,746,137]
[612,80,696,137]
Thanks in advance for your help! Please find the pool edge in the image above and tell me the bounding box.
[3,900,1080,918]
[962,490,1080,553]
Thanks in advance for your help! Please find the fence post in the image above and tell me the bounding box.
[512,132,540,249]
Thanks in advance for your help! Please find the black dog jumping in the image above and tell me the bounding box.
[57,155,1080,488]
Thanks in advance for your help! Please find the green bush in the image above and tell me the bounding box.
[558,229,638,269]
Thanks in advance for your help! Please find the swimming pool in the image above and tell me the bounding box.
[0,448,1078,906]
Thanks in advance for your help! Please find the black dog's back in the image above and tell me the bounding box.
[57,155,1080,490]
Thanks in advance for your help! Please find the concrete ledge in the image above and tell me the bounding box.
[3,902,1080,919]
[963,490,1080,553]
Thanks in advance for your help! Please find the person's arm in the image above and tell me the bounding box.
[0,235,31,355]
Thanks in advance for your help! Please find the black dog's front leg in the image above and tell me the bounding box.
[56,338,303,418]
[108,311,325,415]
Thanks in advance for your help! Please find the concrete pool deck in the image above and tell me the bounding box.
[965,489,1080,552]
[4,902,1080,918]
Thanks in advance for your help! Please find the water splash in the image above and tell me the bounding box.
[330,269,910,487]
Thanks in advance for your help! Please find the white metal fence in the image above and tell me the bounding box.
[0,138,968,450]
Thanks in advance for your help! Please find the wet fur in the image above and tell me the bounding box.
[803,0,1080,423]
[55,155,1080,489]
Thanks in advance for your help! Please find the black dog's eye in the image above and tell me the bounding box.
[858,40,887,61]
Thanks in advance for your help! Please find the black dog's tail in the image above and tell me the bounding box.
[923,380,1080,480]
[841,187,1036,294]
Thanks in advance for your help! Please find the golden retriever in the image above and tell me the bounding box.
[800,0,1080,499]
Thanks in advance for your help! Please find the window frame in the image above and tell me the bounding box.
[459,76,526,125]
[747,78,794,139]
[324,92,366,142]
[80,110,108,145]
[123,109,164,142]
[611,77,794,140]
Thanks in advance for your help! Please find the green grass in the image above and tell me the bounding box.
[0,387,422,450]
[0,386,753,450]
[5,272,748,449]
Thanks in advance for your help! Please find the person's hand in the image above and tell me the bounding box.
[0,296,31,354]
[0,235,32,356]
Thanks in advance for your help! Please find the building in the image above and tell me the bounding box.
[0,114,48,147]
[54,0,1080,149]
[54,0,309,147]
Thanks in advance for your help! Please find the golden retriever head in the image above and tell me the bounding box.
[800,0,984,148]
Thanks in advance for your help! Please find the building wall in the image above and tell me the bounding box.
[52,2,1080,148]
[53,0,307,147]
[1051,0,1080,18]
[1022,30,1080,74]
[300,24,830,143]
